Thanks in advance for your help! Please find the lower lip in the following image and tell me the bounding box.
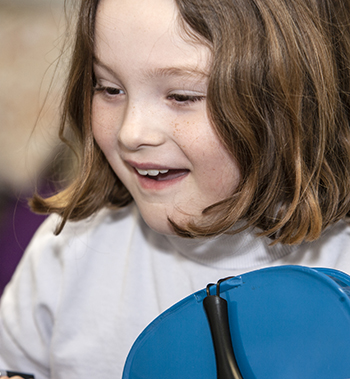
[135,169,189,190]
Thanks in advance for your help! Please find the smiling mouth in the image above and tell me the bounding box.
[135,168,189,181]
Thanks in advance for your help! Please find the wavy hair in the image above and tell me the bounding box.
[31,0,350,244]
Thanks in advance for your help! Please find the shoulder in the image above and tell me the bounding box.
[16,204,151,278]
[309,220,350,257]
[5,204,148,300]
[29,204,140,251]
[286,220,350,275]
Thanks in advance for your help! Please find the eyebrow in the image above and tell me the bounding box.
[93,56,209,81]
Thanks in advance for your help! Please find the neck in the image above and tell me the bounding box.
[164,228,296,270]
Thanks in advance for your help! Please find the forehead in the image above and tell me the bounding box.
[94,0,210,78]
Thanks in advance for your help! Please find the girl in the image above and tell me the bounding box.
[1,0,350,377]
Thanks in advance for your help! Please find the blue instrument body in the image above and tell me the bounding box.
[122,265,350,378]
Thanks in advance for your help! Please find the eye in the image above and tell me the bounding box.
[94,84,125,99]
[105,87,123,96]
[167,93,206,105]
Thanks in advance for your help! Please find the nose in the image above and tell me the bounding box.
[118,102,166,151]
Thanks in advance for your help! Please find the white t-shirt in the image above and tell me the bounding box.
[0,204,350,379]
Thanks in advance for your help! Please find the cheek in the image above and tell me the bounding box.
[198,134,240,193]
[171,111,211,151]
[203,152,240,198]
[91,99,118,153]
[173,112,240,192]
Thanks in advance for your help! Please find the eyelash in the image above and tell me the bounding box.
[94,85,124,98]
[93,85,206,106]
[166,93,206,106]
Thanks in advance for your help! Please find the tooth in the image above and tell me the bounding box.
[136,168,170,176]
[147,170,159,176]
[137,169,148,176]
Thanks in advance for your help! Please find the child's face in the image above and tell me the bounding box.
[92,0,240,235]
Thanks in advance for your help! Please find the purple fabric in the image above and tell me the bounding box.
[0,197,46,297]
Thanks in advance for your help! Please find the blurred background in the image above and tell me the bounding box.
[0,0,66,295]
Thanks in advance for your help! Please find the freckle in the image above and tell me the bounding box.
[172,123,180,136]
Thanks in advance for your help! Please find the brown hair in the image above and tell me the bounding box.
[31,0,350,244]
